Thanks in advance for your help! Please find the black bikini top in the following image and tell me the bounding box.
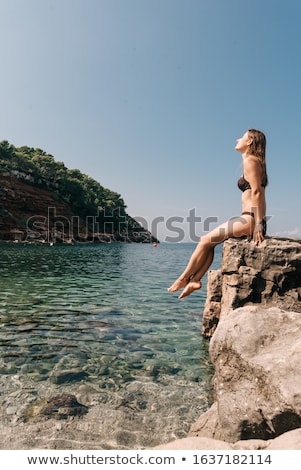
[237,175,251,192]
[237,174,266,192]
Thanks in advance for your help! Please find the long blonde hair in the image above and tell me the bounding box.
[248,129,268,186]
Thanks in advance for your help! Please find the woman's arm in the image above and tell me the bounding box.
[243,157,265,243]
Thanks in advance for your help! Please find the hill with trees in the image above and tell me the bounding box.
[0,140,158,244]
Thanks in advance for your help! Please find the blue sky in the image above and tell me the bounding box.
[1,0,300,242]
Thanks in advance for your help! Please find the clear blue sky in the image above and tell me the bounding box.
[1,0,300,242]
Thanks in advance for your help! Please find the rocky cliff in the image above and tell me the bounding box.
[154,237,301,450]
[0,173,158,244]
[202,237,301,338]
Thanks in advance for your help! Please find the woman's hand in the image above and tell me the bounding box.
[253,223,265,245]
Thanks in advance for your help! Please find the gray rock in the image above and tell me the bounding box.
[24,394,89,421]
[202,237,301,337]
[209,306,301,442]
[153,428,301,450]
[6,406,17,415]
[49,370,89,385]
[190,237,301,448]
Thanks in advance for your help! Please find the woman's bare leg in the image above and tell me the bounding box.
[167,229,224,293]
[168,242,215,293]
[168,215,254,297]
[178,248,214,299]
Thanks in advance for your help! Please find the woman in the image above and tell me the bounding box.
[168,128,268,299]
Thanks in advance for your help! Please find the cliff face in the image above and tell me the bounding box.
[0,173,158,244]
[0,174,73,241]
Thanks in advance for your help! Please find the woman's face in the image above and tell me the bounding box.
[235,131,251,152]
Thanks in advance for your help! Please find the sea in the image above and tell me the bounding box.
[0,241,222,449]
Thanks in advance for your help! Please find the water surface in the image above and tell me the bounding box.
[0,242,221,448]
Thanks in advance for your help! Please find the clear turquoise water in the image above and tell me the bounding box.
[0,242,222,448]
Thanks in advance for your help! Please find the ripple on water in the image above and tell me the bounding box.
[0,242,219,448]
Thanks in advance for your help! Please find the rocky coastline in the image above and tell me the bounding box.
[0,173,159,244]
[154,237,301,450]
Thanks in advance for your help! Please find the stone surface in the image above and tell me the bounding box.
[200,306,301,443]
[24,394,89,421]
[153,436,233,450]
[153,428,301,450]
[189,402,224,441]
[202,270,222,338]
[202,237,301,338]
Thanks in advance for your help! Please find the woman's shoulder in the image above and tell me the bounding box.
[243,154,261,170]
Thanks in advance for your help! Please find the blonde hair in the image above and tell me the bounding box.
[248,129,268,186]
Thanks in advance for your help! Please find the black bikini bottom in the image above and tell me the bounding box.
[241,211,267,236]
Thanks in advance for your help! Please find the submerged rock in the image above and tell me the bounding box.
[50,370,89,385]
[24,394,88,421]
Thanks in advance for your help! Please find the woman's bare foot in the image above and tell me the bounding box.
[178,280,202,299]
[168,277,189,292]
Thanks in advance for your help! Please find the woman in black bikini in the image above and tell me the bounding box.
[168,129,268,299]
